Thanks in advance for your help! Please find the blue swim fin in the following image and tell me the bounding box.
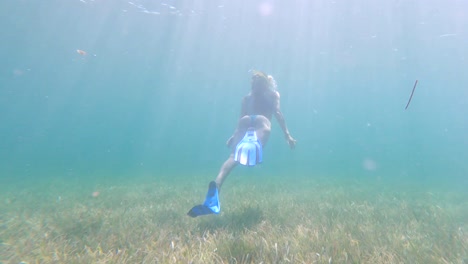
[234,128,262,166]
[187,181,220,217]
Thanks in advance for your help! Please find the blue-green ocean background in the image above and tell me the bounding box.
[0,0,467,189]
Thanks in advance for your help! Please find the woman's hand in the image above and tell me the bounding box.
[286,134,297,149]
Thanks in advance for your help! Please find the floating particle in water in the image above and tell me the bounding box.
[76,49,87,56]
[13,68,24,77]
[363,158,377,171]
[405,80,418,110]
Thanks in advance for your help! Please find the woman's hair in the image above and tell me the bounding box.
[251,70,277,91]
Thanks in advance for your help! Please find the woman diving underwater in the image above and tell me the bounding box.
[188,70,296,217]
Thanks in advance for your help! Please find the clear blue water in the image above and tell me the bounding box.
[1,0,467,188]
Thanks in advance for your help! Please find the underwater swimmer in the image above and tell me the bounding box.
[188,71,296,217]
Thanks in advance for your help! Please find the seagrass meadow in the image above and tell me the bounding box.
[1,174,466,263]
